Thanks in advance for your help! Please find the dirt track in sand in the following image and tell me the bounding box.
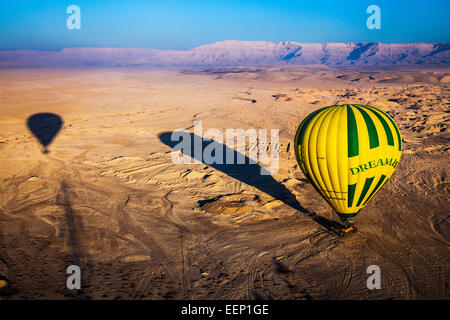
[0,67,448,299]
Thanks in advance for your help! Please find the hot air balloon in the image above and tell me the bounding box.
[294,104,402,234]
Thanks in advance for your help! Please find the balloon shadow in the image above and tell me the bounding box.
[158,131,342,234]
[27,113,63,154]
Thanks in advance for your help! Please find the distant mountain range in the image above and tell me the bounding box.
[1,41,449,68]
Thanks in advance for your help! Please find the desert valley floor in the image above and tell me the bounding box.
[0,66,448,299]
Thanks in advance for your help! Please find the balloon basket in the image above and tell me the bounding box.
[339,223,358,236]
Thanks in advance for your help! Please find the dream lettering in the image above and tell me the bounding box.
[350,158,398,175]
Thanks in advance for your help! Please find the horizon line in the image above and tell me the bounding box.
[1,40,449,52]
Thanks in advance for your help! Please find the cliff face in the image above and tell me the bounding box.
[1,41,449,68]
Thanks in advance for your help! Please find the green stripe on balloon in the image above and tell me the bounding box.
[356,176,375,207]
[347,106,359,157]
[348,183,356,207]
[363,174,387,206]
[365,107,395,147]
[354,105,379,149]
[376,108,402,151]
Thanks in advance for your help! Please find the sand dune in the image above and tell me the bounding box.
[0,66,448,299]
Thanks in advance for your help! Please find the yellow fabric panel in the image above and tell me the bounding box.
[326,106,344,212]
[306,108,335,206]
[336,106,348,212]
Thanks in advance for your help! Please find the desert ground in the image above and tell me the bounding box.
[0,66,448,299]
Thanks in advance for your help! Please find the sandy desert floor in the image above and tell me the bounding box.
[0,66,448,299]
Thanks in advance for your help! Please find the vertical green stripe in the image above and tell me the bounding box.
[366,107,394,146]
[363,174,387,206]
[356,176,375,207]
[354,105,379,149]
[347,106,359,157]
[348,183,356,207]
[371,107,401,151]
[385,114,402,151]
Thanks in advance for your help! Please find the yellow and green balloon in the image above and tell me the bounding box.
[294,104,402,223]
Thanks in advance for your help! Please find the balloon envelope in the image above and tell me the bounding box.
[294,105,402,222]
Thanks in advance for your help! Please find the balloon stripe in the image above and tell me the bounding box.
[363,174,387,206]
[387,116,402,151]
[356,176,374,207]
[376,108,402,151]
[294,107,327,175]
[296,107,327,147]
[323,107,342,210]
[351,105,367,212]
[347,106,359,157]
[337,107,348,211]
[348,183,356,207]
[354,105,379,149]
[301,108,331,204]
[366,107,394,146]
[308,108,335,202]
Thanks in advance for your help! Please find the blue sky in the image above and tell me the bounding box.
[0,0,449,50]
